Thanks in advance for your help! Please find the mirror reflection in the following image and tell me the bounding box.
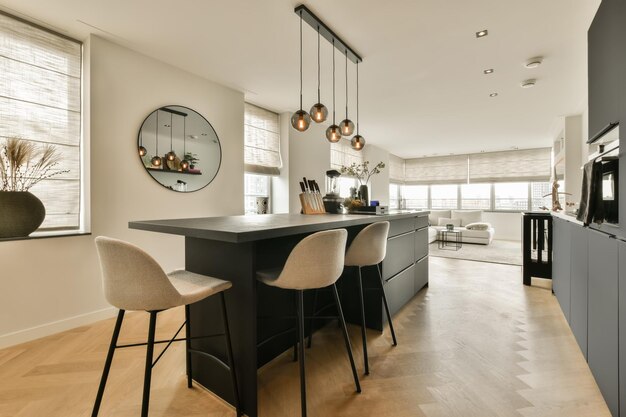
[138,106,221,192]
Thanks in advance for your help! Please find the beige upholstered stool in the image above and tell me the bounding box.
[92,237,241,417]
[345,221,397,375]
[256,229,361,417]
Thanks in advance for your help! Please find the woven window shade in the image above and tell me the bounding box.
[469,148,552,183]
[404,155,468,185]
[244,103,281,175]
[330,138,363,170]
[389,154,405,183]
[0,12,82,230]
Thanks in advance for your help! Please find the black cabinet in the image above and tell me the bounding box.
[588,0,624,138]
[569,224,589,358]
[619,239,626,417]
[382,231,415,280]
[552,217,572,322]
[588,229,619,416]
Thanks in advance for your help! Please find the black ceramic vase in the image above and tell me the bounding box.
[358,184,369,206]
[0,191,45,238]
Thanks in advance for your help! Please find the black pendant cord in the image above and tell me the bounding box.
[299,10,303,111]
[317,26,321,103]
[183,116,186,156]
[332,38,336,124]
[170,113,173,152]
[356,62,359,135]
[156,110,159,155]
[345,51,349,119]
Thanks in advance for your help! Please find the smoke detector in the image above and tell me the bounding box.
[521,79,537,88]
[525,57,543,68]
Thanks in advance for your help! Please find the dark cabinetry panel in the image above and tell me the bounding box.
[569,224,589,358]
[552,218,571,322]
[414,227,428,261]
[588,229,619,416]
[414,256,428,291]
[588,0,624,138]
[382,232,415,280]
[618,240,626,417]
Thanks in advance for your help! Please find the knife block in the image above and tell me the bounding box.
[299,193,326,214]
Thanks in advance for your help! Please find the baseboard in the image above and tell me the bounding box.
[0,306,117,349]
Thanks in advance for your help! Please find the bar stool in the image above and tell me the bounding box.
[256,229,361,417]
[345,221,397,375]
[92,237,241,417]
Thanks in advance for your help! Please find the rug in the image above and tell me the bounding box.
[429,239,522,266]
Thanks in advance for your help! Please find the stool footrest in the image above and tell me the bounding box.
[187,348,232,372]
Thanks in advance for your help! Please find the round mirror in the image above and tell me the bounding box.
[137,105,221,192]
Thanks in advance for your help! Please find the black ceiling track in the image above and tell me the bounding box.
[294,4,363,64]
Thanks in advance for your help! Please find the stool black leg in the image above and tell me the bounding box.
[332,284,362,393]
[293,292,299,362]
[220,292,242,417]
[184,305,193,388]
[92,309,125,417]
[307,289,318,348]
[141,311,158,417]
[377,264,397,346]
[356,266,369,375]
[296,290,307,417]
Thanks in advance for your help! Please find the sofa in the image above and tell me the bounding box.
[428,210,495,245]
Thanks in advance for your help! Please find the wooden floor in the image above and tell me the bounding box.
[0,257,611,417]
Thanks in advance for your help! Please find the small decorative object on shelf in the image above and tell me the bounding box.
[446,224,454,231]
[339,160,385,206]
[0,138,68,238]
[183,152,200,170]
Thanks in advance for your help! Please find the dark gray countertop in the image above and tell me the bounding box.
[129,211,429,243]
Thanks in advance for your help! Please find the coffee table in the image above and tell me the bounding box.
[438,228,463,251]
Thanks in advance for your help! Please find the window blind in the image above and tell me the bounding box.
[468,148,552,183]
[0,12,82,230]
[244,103,281,175]
[404,155,468,185]
[389,154,405,183]
[330,138,363,170]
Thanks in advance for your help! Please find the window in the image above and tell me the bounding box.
[389,183,400,209]
[531,182,552,211]
[338,177,357,198]
[461,183,491,210]
[431,184,458,209]
[244,173,270,215]
[0,12,82,231]
[244,103,281,175]
[494,182,529,211]
[403,185,428,209]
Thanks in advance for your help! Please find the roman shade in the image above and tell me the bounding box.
[404,155,469,185]
[468,148,551,183]
[389,154,405,183]
[0,12,82,230]
[330,138,363,170]
[244,103,281,175]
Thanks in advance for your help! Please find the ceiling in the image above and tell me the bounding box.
[0,0,601,158]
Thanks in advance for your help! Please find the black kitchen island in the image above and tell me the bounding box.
[129,212,429,417]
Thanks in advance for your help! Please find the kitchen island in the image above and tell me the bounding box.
[129,211,429,417]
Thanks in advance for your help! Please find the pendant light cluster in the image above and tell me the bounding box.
[290,5,366,151]
[141,108,190,171]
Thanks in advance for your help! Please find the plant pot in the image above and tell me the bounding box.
[0,191,45,238]
[358,184,369,206]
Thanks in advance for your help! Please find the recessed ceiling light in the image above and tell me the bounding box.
[489,92,498,97]
[525,57,543,68]
[476,29,488,38]
[521,79,537,88]
[484,69,494,74]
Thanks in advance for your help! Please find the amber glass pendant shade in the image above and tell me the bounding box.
[351,134,365,150]
[151,155,163,166]
[180,159,189,170]
[310,103,328,123]
[138,146,147,157]
[326,125,342,143]
[291,110,311,132]
[340,119,355,136]
[166,151,177,161]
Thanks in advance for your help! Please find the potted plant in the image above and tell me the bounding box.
[339,161,385,206]
[183,152,200,170]
[0,138,68,238]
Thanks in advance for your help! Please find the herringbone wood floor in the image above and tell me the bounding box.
[0,257,611,417]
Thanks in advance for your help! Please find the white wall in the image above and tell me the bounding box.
[0,35,244,348]
[564,115,583,204]
[483,212,522,241]
[270,113,291,213]
[288,122,331,213]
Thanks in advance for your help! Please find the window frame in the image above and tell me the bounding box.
[0,11,87,240]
